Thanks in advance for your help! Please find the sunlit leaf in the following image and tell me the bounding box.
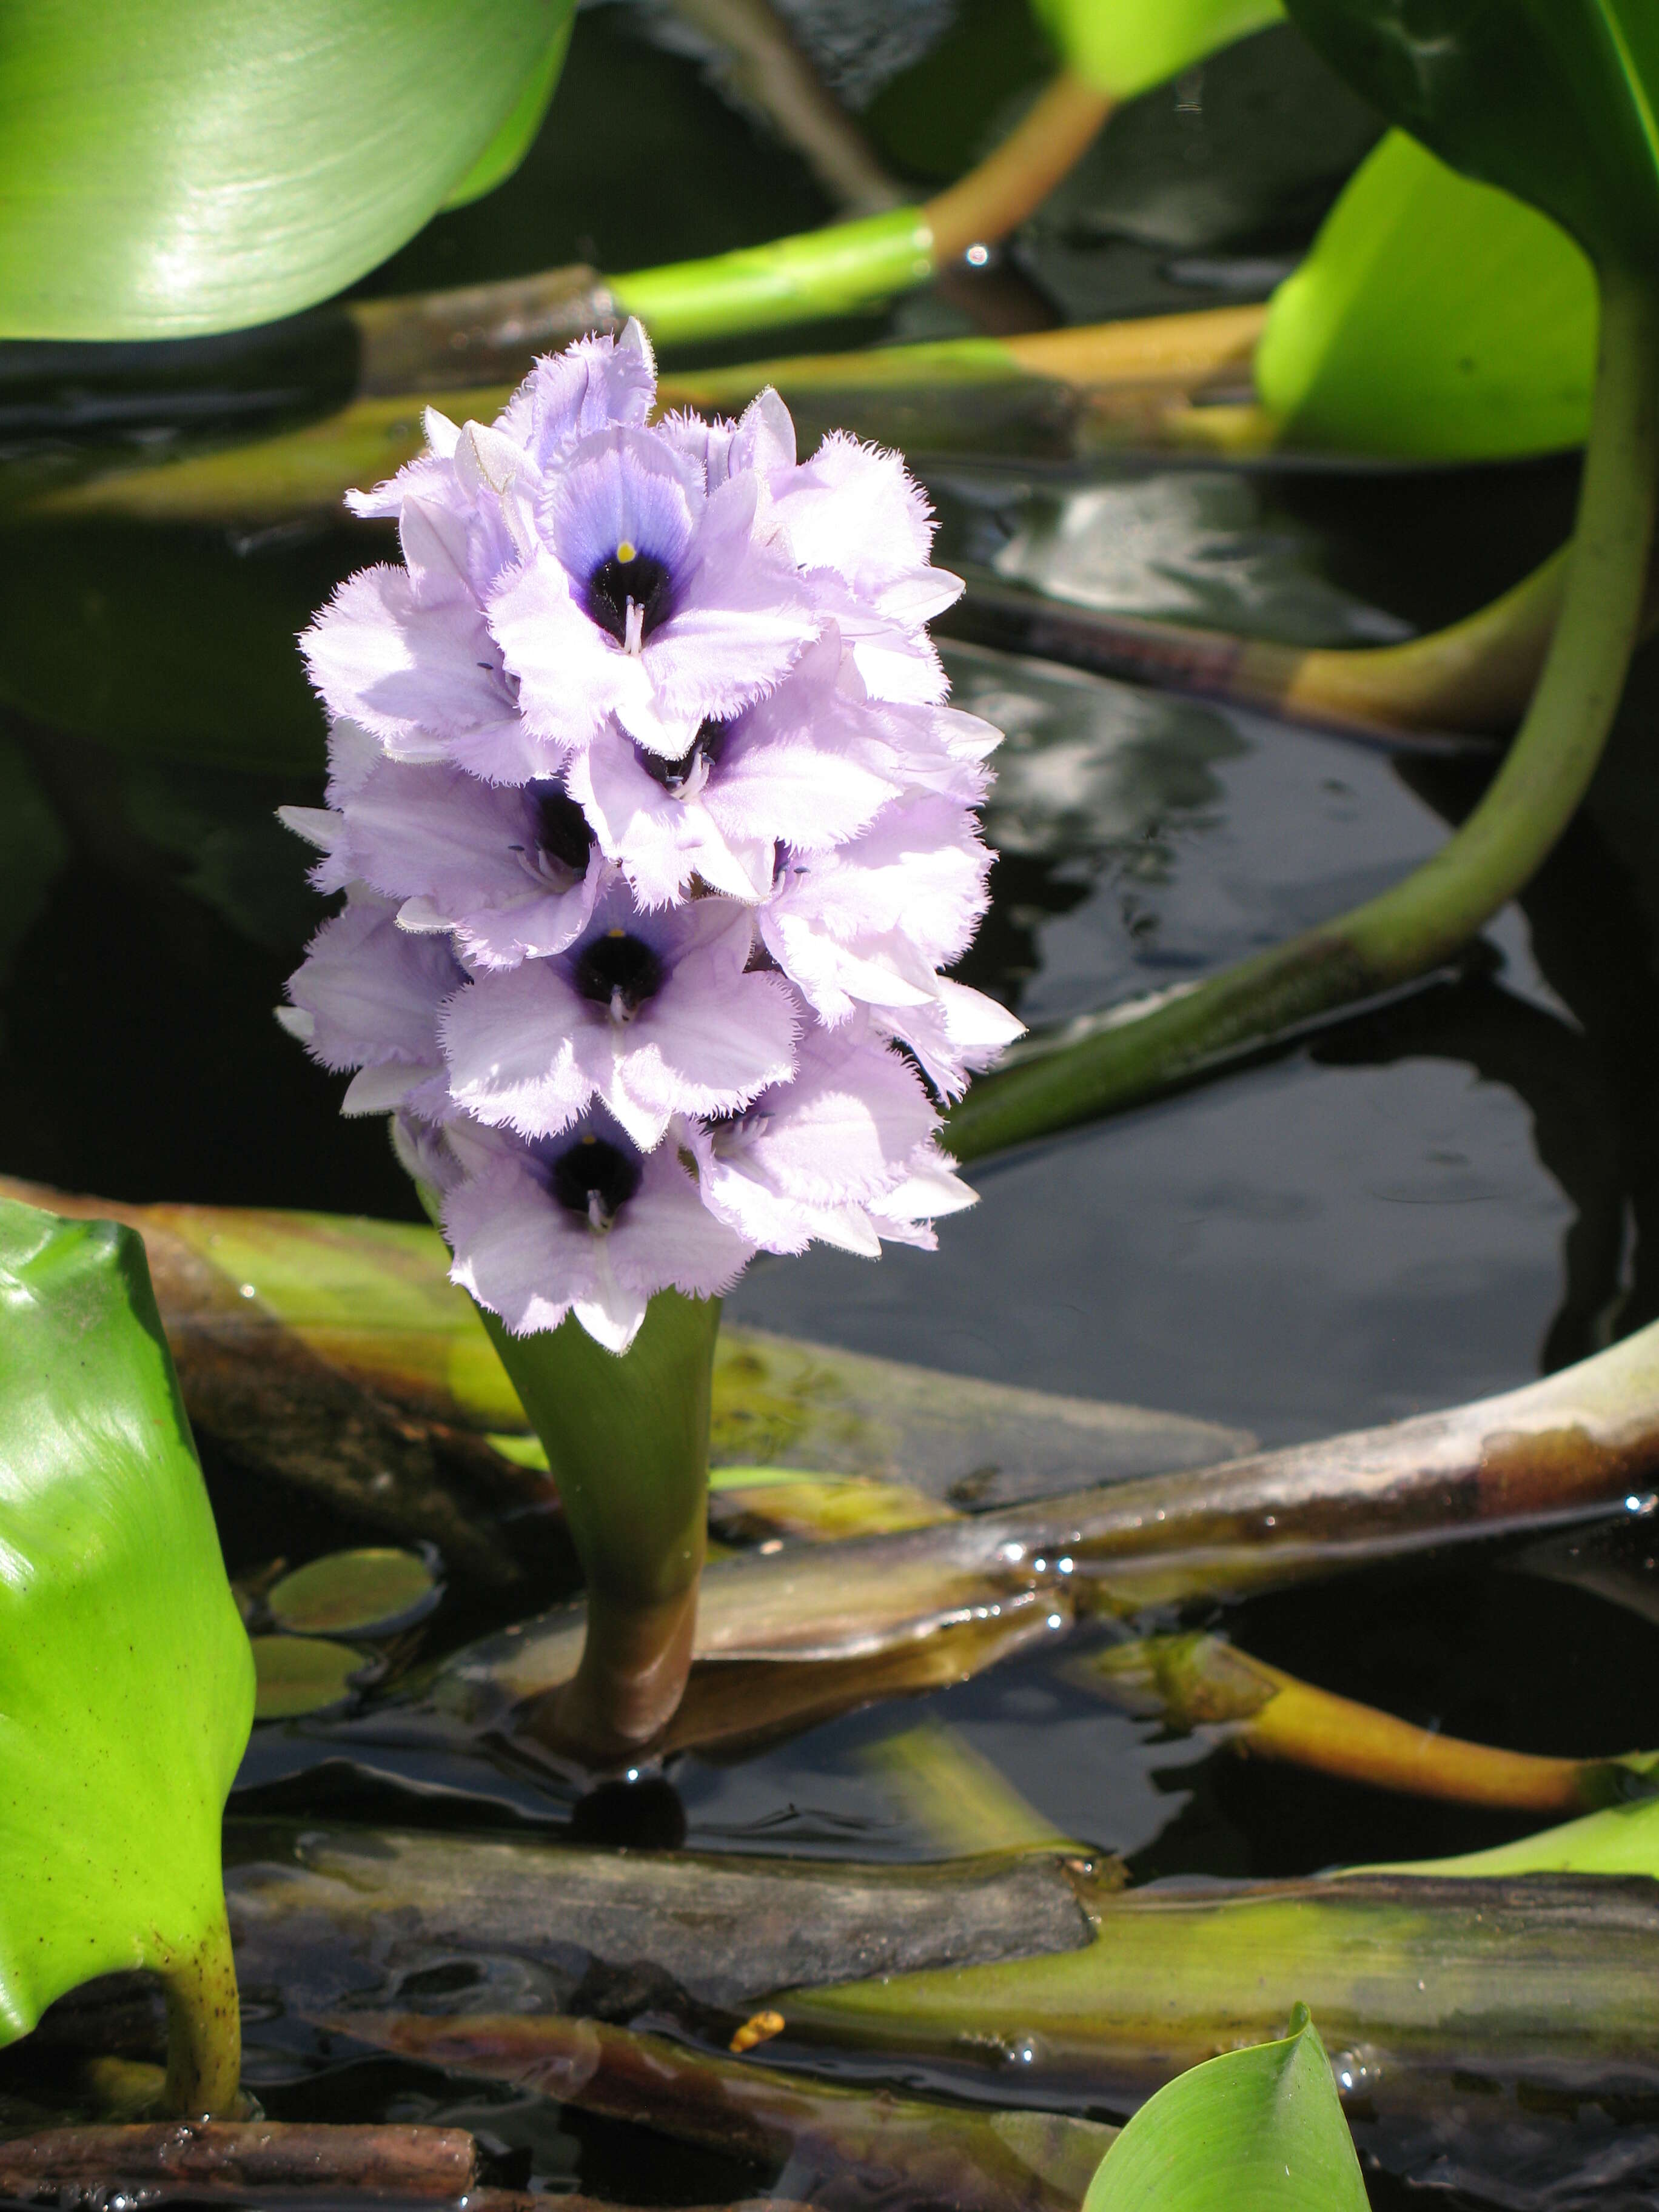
[1081,2006,1367,2212]
[1279,0,1659,272]
[0,0,574,338]
[0,1197,253,2063]
[1256,129,1595,458]
[1031,0,1285,100]
[440,11,574,210]
[1373,1797,1659,1879]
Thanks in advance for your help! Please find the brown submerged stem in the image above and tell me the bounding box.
[922,75,1114,262]
[1082,1633,1657,1815]
[326,2009,1113,2212]
[0,2122,478,2202]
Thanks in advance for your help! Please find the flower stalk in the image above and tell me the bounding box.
[478,1290,719,1766]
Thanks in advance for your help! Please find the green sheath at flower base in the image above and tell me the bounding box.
[478,1289,722,1768]
[0,1196,253,2117]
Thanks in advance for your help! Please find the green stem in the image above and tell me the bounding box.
[945,266,1659,1163]
[479,1290,720,1769]
[158,1903,241,2119]
[612,207,934,350]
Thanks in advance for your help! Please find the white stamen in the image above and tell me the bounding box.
[623,598,645,655]
[587,1191,613,1233]
[608,985,634,1025]
[673,749,712,804]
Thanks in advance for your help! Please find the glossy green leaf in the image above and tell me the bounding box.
[441,10,575,210]
[267,1547,439,1638]
[0,1196,253,2045]
[1081,2005,1367,2212]
[1031,0,1285,98]
[0,0,574,339]
[1278,0,1659,272]
[1256,129,1596,458]
[1375,1796,1659,1880]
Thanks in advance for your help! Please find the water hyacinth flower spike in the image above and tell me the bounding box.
[282,318,1022,1356]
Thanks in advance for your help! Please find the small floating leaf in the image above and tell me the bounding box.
[267,1548,439,1638]
[251,1635,372,1720]
[1082,2005,1367,2212]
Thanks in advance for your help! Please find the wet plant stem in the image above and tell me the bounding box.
[1082,1633,1657,1816]
[156,1906,242,2120]
[945,267,1659,1162]
[478,1292,720,1769]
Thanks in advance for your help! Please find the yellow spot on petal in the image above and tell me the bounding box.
[607,926,626,938]
[580,1133,597,1147]
[616,539,637,563]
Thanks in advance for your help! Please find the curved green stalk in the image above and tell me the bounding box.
[610,74,1110,349]
[479,1292,720,1770]
[614,208,934,350]
[945,266,1659,1163]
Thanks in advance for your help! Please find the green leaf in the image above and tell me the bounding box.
[1370,1796,1659,1880]
[1030,0,1285,101]
[1256,129,1597,458]
[0,1196,253,2103]
[1082,2005,1368,2212]
[441,10,575,210]
[0,0,574,339]
[1278,0,1659,273]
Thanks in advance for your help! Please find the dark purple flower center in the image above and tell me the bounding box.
[550,1134,641,1226]
[573,927,665,1017]
[532,783,592,874]
[640,717,728,797]
[586,541,674,645]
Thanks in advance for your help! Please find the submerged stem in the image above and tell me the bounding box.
[946,267,1659,1161]
[1082,1633,1655,1816]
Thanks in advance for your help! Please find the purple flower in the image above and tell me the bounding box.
[440,886,799,1151]
[281,324,1021,1350]
[489,423,817,762]
[283,733,603,969]
[278,890,459,1116]
[680,1020,956,1256]
[437,1108,756,1352]
[759,791,1023,1096]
